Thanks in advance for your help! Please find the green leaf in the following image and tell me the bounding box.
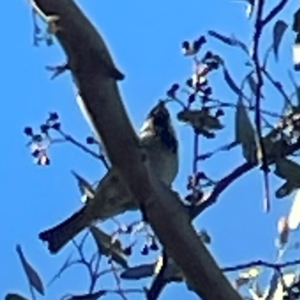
[66,291,106,300]
[120,264,155,280]
[235,97,257,163]
[90,226,128,269]
[177,109,223,138]
[207,31,248,54]
[275,181,295,199]
[16,245,45,295]
[223,67,243,96]
[273,20,288,61]
[246,73,259,97]
[5,294,29,300]
[272,273,296,299]
[274,158,300,184]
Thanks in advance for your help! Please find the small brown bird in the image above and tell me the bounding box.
[39,101,179,254]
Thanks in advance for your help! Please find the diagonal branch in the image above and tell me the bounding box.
[262,0,289,26]
[192,139,300,218]
[29,1,242,299]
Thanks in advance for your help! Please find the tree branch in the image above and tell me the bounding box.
[192,139,300,218]
[30,1,242,299]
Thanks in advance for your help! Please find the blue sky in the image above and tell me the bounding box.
[1,0,300,299]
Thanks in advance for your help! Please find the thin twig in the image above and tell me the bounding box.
[262,0,289,26]
[262,67,292,108]
[253,0,271,212]
[55,128,110,169]
[29,284,36,300]
[222,258,300,273]
[72,239,100,293]
[110,261,128,300]
[191,138,300,219]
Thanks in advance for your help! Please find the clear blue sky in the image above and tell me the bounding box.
[1,0,299,299]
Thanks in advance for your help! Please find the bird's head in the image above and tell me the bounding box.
[140,101,178,154]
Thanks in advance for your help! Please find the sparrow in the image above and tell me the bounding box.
[39,101,179,254]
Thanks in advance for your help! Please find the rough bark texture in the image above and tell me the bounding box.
[31,1,242,299]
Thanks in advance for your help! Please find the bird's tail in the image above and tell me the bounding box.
[39,207,90,254]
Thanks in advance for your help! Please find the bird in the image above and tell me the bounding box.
[39,101,179,254]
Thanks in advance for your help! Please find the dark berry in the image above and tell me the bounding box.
[198,36,207,45]
[49,112,59,121]
[167,84,179,98]
[31,149,40,158]
[188,94,196,104]
[149,241,159,251]
[203,87,212,96]
[215,109,224,118]
[141,245,149,255]
[171,83,180,91]
[182,41,190,50]
[52,122,61,130]
[33,134,43,142]
[86,136,95,144]
[209,61,219,70]
[186,78,193,88]
[40,124,49,133]
[24,127,33,136]
[123,246,132,256]
[204,51,213,60]
[193,36,206,53]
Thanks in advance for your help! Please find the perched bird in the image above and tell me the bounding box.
[39,101,179,254]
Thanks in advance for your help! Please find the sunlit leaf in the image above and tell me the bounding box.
[288,189,300,230]
[16,245,44,295]
[5,294,30,300]
[265,271,280,300]
[272,272,296,299]
[240,267,260,279]
[235,97,257,163]
[90,226,128,269]
[293,39,300,71]
[273,20,288,61]
[120,264,155,280]
[245,0,255,18]
[292,23,300,70]
[248,280,264,300]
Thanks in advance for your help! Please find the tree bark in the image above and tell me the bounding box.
[30,1,242,299]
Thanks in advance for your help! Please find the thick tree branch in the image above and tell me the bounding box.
[30,1,242,299]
